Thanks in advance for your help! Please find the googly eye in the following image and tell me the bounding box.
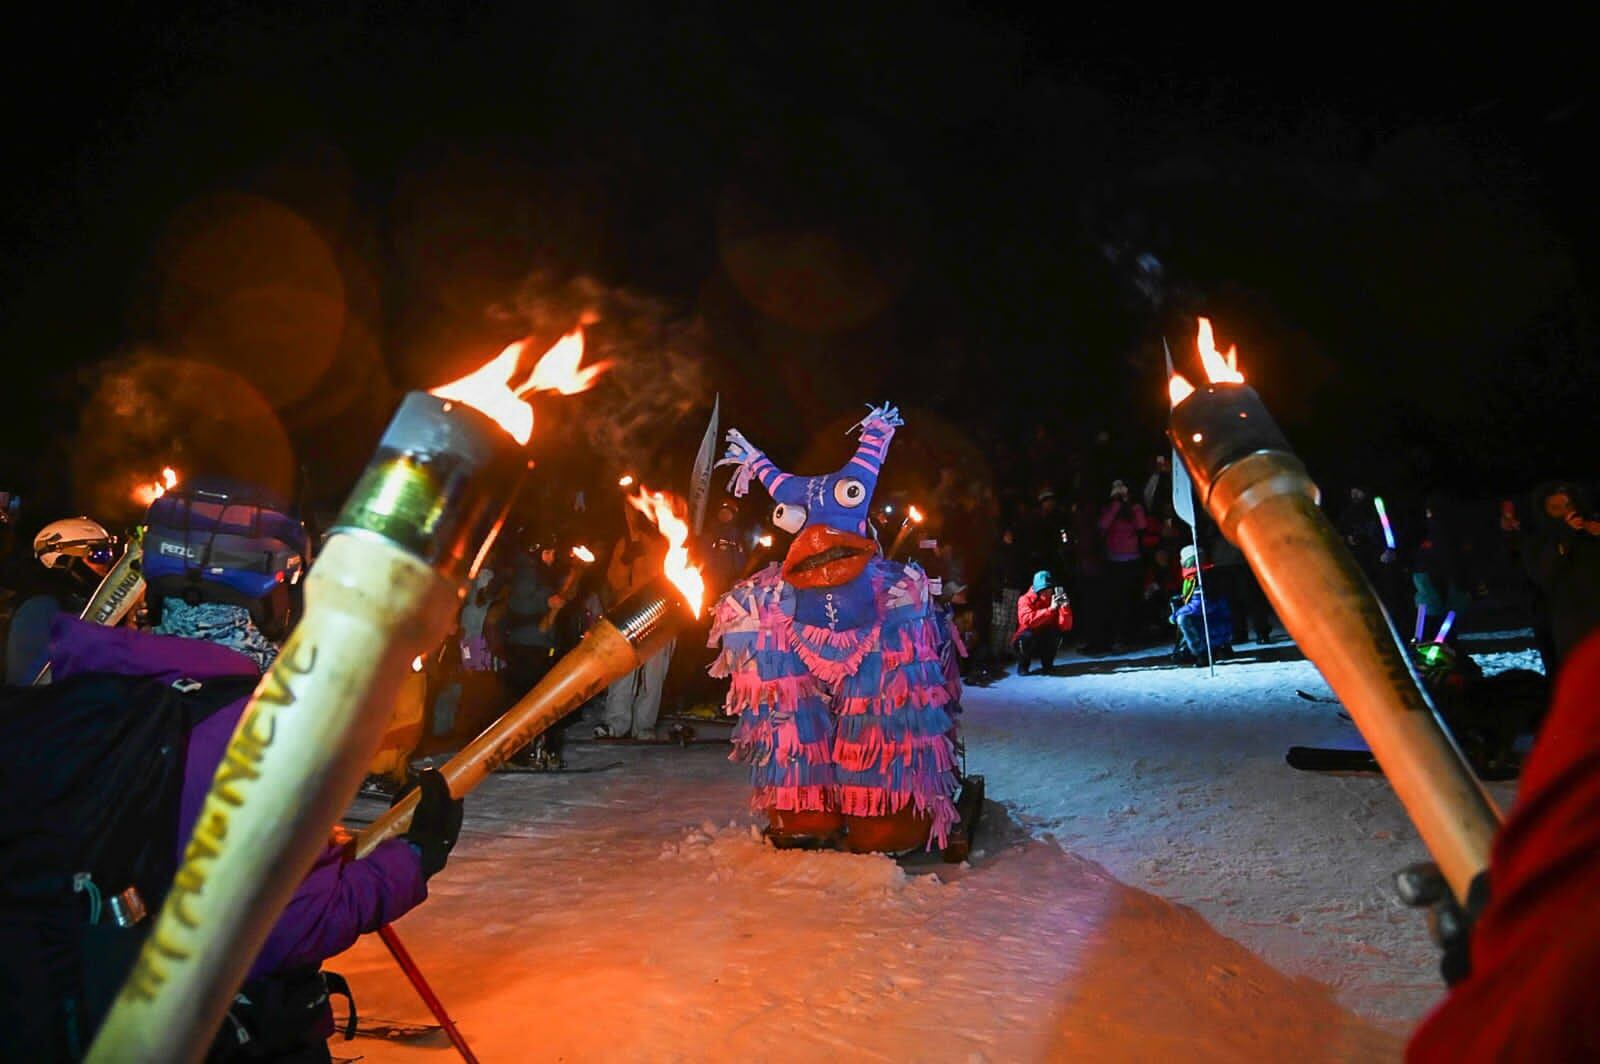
[833,478,867,507]
[772,503,807,533]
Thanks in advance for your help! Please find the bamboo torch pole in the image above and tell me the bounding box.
[355,575,693,854]
[88,393,526,1063]
[1168,336,1500,904]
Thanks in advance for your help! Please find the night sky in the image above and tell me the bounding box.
[2,5,1592,523]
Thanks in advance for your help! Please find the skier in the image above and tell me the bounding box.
[5,517,118,683]
[4,479,461,1060]
[1012,570,1073,675]
[597,499,673,740]
[1170,545,1231,666]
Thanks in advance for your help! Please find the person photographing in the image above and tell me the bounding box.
[1012,570,1073,676]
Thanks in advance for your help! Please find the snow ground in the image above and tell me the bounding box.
[329,631,1538,1062]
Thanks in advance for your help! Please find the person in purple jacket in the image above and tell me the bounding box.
[57,479,459,1061]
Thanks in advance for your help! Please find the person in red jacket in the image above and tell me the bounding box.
[1012,570,1073,675]
[1406,628,1600,1060]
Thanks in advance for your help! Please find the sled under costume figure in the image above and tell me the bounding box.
[708,403,962,852]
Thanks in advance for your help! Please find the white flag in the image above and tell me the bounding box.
[1164,337,1198,527]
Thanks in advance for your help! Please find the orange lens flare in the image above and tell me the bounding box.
[1196,317,1244,385]
[571,545,596,564]
[1168,373,1197,407]
[625,487,706,617]
[430,329,604,445]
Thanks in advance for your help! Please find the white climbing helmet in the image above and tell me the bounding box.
[34,516,116,571]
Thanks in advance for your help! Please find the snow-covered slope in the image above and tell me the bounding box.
[329,635,1535,1061]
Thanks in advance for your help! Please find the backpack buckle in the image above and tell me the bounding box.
[172,678,202,694]
[108,885,149,927]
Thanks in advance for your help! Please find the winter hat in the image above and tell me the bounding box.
[1031,570,1053,593]
[1110,479,1129,499]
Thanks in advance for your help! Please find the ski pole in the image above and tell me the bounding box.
[377,923,479,1064]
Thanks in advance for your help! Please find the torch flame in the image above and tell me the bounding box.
[132,467,181,507]
[625,487,706,617]
[1168,373,1197,407]
[908,505,925,524]
[430,328,606,445]
[526,330,609,395]
[571,545,596,564]
[1196,317,1245,385]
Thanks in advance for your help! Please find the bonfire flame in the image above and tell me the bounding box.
[625,487,706,617]
[618,474,635,488]
[571,545,596,564]
[132,467,180,507]
[1168,317,1244,408]
[908,505,925,524]
[430,328,608,445]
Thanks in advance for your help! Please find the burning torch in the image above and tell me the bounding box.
[535,544,597,634]
[89,331,606,1062]
[1167,318,1500,904]
[353,488,704,856]
[888,504,925,559]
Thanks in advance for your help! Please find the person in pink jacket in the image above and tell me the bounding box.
[1098,480,1147,649]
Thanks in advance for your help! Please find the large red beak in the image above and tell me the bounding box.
[782,525,878,589]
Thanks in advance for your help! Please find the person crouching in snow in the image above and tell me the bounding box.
[16,478,462,1062]
[1013,570,1072,675]
[1170,544,1232,666]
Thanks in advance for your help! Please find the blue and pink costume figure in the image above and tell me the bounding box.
[708,404,962,851]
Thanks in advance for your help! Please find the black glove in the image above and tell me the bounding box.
[397,769,464,879]
[1395,863,1490,986]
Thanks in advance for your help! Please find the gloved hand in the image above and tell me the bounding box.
[396,769,464,879]
[1395,863,1489,986]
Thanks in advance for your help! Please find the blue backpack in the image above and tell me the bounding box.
[142,479,308,640]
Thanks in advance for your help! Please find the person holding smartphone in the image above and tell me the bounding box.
[1012,570,1073,676]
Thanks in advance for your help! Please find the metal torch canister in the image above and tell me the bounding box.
[90,393,524,1064]
[355,575,693,856]
[1170,382,1501,903]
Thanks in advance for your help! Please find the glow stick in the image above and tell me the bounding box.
[1434,610,1457,644]
[1414,604,1427,644]
[1374,496,1397,551]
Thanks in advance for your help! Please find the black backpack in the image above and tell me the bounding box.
[0,671,256,1062]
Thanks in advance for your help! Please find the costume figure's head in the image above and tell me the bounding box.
[719,403,901,589]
